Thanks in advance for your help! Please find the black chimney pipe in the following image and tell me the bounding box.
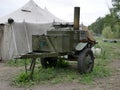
[73,7,80,30]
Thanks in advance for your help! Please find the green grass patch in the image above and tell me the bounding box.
[12,66,79,86]
[6,59,29,67]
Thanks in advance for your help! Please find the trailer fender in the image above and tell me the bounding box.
[75,43,87,51]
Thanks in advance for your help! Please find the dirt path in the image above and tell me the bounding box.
[0,62,25,90]
[0,59,120,90]
[91,59,120,90]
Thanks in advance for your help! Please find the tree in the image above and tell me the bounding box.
[88,17,104,35]
[112,0,120,20]
[88,0,120,38]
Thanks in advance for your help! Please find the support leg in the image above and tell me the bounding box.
[29,58,36,80]
[24,59,27,74]
[29,58,34,70]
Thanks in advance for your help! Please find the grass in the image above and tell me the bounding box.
[9,37,120,87]
[6,59,30,67]
[6,58,41,67]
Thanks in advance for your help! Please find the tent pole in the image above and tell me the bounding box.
[11,24,18,57]
[23,20,30,52]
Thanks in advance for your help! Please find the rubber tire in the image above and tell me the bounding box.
[77,48,94,74]
[41,57,57,68]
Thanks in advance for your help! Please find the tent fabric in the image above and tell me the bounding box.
[0,22,52,60]
[0,0,63,60]
[0,0,63,23]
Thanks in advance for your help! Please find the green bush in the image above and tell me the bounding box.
[113,24,120,38]
[102,24,120,39]
[102,26,113,38]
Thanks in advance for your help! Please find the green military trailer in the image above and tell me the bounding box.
[20,7,96,79]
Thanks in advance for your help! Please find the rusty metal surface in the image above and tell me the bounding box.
[74,7,80,30]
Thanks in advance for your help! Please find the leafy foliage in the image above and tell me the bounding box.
[88,0,120,38]
[112,0,120,17]
[88,17,104,35]
[102,26,113,38]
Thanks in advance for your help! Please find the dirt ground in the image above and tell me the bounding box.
[0,59,120,90]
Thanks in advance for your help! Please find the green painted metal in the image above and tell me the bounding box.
[32,29,88,54]
[75,43,87,51]
[47,30,75,53]
[20,52,58,59]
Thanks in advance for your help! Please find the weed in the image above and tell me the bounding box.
[56,58,69,68]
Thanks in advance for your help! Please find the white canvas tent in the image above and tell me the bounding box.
[0,0,63,60]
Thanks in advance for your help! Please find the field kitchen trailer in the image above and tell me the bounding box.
[20,7,96,79]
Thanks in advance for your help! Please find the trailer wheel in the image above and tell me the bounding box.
[41,57,57,68]
[77,48,94,74]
